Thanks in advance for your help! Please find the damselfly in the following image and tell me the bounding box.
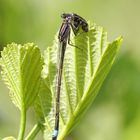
[52,13,88,140]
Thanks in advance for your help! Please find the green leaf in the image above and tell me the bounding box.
[0,43,43,110]
[40,22,123,140]
[2,136,16,140]
[34,78,52,124]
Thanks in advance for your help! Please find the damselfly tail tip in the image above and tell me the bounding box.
[52,130,58,140]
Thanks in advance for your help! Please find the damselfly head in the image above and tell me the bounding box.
[61,13,72,19]
[61,13,74,23]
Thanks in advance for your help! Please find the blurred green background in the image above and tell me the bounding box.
[0,0,140,140]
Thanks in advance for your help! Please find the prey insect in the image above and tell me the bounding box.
[52,13,88,140]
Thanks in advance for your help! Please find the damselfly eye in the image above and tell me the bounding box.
[61,13,66,19]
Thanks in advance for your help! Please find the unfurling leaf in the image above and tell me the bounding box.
[0,43,43,110]
[40,22,122,140]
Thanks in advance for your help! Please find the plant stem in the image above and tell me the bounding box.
[18,106,26,140]
[25,123,41,140]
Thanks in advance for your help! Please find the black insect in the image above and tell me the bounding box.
[52,13,88,140]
